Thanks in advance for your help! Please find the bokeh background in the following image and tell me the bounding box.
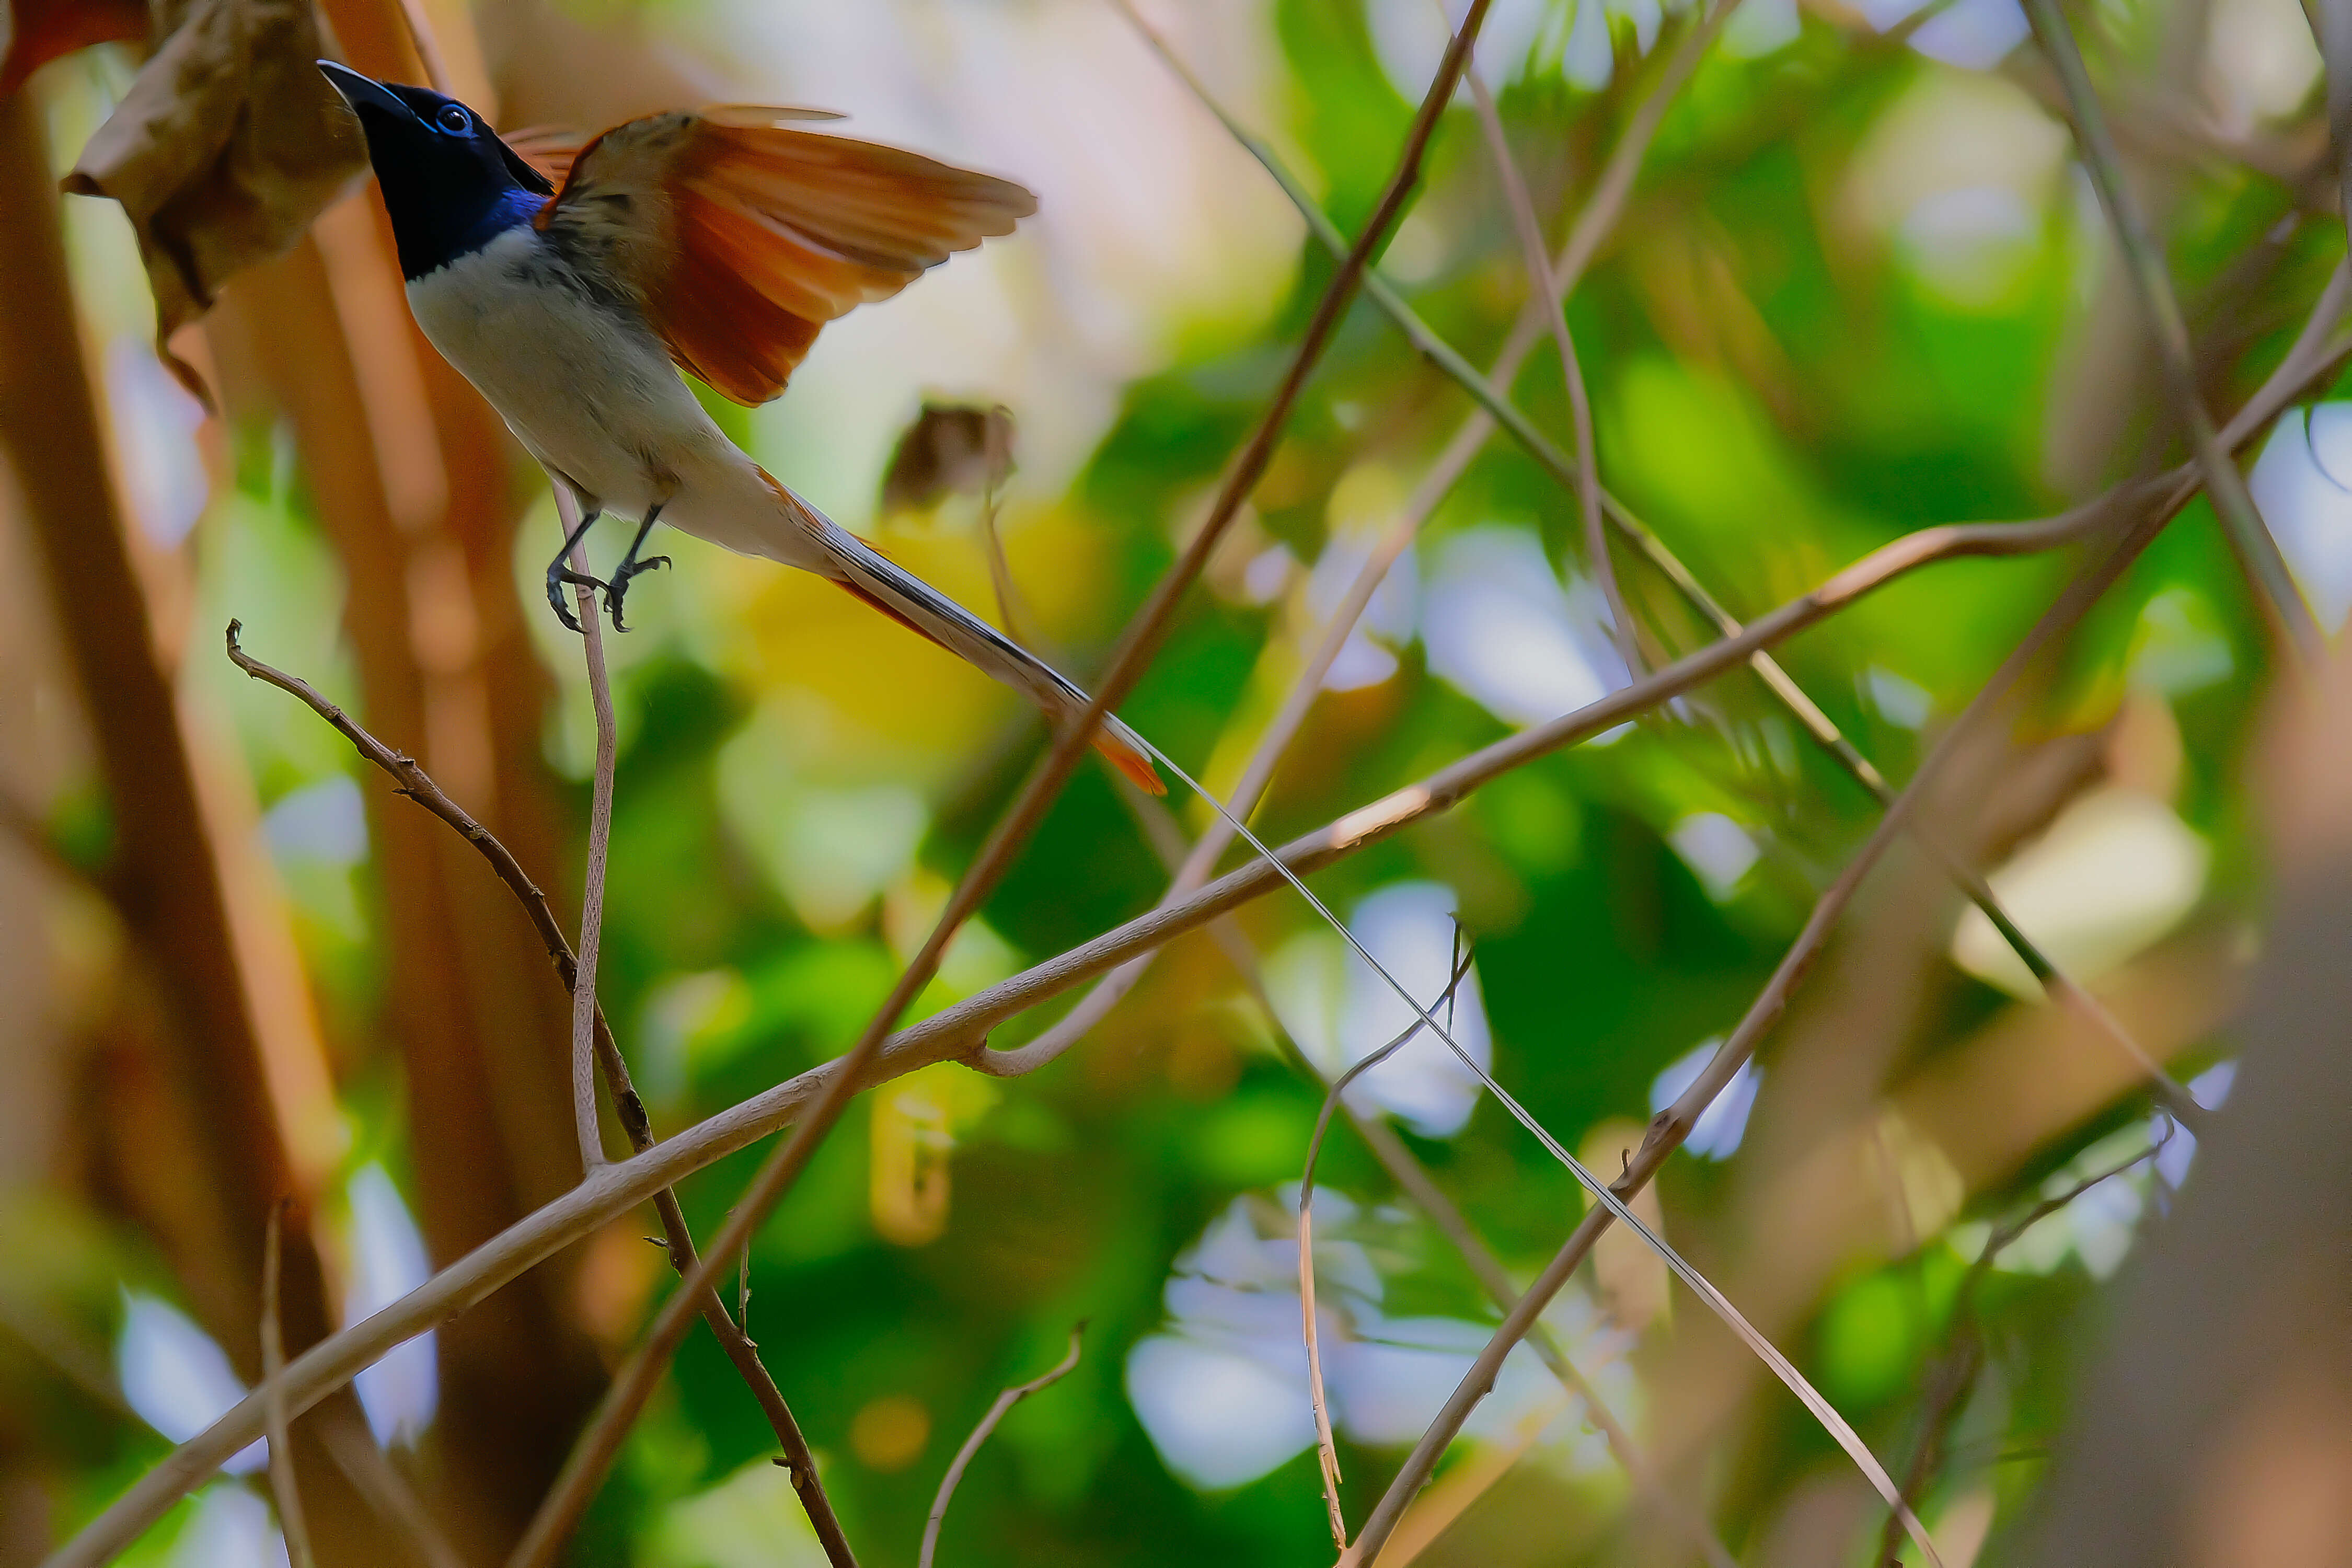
[2,0,2348,1563]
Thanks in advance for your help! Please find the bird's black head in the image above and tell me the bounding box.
[318,62,554,280]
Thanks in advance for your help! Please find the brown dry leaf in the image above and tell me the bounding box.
[880,401,1015,515]
[63,0,364,406]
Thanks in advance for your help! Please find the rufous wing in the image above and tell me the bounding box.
[501,125,589,189]
[544,107,1035,405]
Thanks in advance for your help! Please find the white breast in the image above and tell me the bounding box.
[406,229,729,522]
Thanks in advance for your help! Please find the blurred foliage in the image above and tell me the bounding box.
[12,0,2348,1561]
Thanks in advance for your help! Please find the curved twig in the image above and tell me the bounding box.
[918,1327,1086,1568]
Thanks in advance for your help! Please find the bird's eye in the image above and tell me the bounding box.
[434,103,469,133]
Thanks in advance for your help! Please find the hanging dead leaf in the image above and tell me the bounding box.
[880,401,1015,515]
[1,0,149,94]
[61,0,364,406]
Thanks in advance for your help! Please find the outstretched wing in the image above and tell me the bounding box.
[539,107,1035,405]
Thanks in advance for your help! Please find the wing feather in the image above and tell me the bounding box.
[544,107,1034,405]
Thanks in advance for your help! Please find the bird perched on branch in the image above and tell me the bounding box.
[317,62,1161,795]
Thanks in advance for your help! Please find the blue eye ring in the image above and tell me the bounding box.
[434,103,469,133]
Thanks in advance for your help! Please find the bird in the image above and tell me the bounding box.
[316,61,1162,796]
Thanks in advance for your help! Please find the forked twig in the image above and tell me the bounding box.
[261,1203,316,1568]
[221,622,857,1568]
[2023,0,2320,659]
[918,1327,1085,1568]
[500,8,1505,1559]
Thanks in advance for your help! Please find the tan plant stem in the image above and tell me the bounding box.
[499,8,1502,1561]
[221,624,858,1568]
[918,1328,1085,1568]
[562,492,614,1175]
[53,324,2345,1558]
[262,1204,316,1568]
[2024,0,2321,660]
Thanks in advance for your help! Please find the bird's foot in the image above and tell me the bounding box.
[604,555,670,633]
[545,564,609,635]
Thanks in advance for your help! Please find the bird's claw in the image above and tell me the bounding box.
[545,566,609,635]
[604,555,670,633]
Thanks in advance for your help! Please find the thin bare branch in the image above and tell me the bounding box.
[500,9,1504,1559]
[1462,65,1635,674]
[1874,1129,2172,1565]
[918,1327,1085,1568]
[57,326,2347,1557]
[1344,470,2201,1567]
[1352,1114,1738,1568]
[1010,0,1736,1076]
[2024,0,2321,660]
[2323,0,2352,257]
[1144,18,2209,1128]
[977,405,1029,645]
[562,495,616,1175]
[261,1204,315,1568]
[314,1421,466,1568]
[1298,936,1472,1547]
[1114,786,1739,1568]
[221,622,857,1568]
[1119,721,1946,1561]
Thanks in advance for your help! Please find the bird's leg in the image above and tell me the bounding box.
[544,494,607,635]
[604,500,672,633]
